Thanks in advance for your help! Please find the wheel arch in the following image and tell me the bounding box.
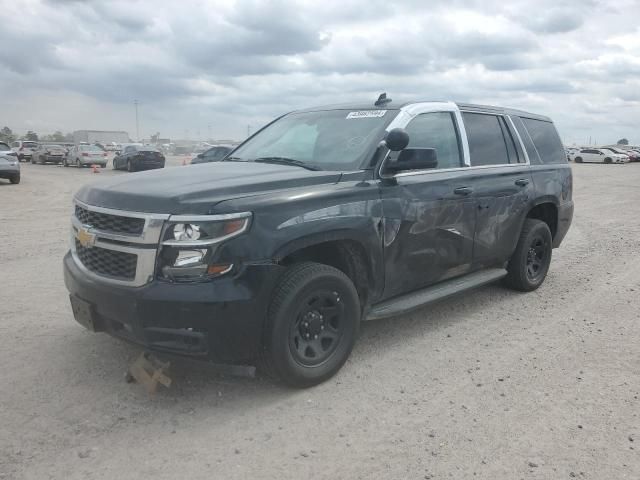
[526,200,558,240]
[274,231,381,307]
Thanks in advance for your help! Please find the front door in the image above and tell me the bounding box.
[380,108,477,299]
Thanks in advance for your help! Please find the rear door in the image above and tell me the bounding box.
[461,111,534,268]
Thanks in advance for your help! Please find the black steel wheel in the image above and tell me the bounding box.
[525,235,549,283]
[261,262,360,388]
[504,219,552,292]
[289,290,345,367]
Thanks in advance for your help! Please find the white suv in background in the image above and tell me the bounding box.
[11,140,38,162]
[573,148,629,164]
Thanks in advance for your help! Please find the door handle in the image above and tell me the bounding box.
[453,186,473,196]
[515,178,530,187]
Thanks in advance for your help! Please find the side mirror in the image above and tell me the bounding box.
[386,148,438,173]
[385,128,410,151]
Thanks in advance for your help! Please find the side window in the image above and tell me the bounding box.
[462,113,510,166]
[403,112,462,169]
[511,116,541,164]
[520,118,566,164]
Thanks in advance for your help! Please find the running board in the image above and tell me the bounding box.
[365,268,507,321]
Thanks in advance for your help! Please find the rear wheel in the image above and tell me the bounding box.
[76,158,81,168]
[30,156,36,164]
[260,262,360,388]
[504,219,552,292]
[574,157,582,163]
[127,160,133,172]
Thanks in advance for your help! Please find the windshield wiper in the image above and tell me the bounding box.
[223,156,247,162]
[253,157,321,171]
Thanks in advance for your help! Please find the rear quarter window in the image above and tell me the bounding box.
[520,117,566,164]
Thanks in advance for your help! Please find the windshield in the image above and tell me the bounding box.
[0,143,10,151]
[229,109,395,170]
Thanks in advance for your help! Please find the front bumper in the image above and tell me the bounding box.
[64,252,283,363]
[0,165,20,179]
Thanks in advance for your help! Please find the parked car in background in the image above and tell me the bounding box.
[565,147,580,161]
[573,148,629,164]
[11,140,38,162]
[191,144,235,164]
[601,146,638,162]
[64,144,108,168]
[31,144,67,165]
[0,141,20,184]
[113,144,165,172]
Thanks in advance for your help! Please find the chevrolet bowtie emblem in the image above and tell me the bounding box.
[77,226,97,248]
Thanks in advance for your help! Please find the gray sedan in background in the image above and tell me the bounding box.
[64,144,108,168]
[0,141,20,184]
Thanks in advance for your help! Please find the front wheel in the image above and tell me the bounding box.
[127,160,133,172]
[604,157,612,164]
[504,219,552,292]
[260,262,361,388]
[9,174,20,184]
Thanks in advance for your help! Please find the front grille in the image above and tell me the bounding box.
[75,205,145,235]
[75,239,137,280]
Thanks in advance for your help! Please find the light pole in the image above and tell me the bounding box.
[134,99,140,141]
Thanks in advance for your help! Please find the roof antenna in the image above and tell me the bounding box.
[375,92,392,107]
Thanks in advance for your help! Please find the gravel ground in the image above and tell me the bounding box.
[1,158,639,480]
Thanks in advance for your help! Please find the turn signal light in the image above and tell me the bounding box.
[207,264,232,275]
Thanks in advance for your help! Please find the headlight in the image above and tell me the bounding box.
[158,212,251,282]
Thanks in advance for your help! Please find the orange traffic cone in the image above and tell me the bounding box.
[92,164,100,173]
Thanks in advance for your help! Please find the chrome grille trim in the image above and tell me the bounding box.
[70,200,170,286]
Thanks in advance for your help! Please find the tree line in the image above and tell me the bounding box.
[0,126,74,144]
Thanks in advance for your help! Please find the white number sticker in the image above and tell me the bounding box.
[346,110,387,119]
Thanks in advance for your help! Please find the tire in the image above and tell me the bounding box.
[76,158,81,168]
[30,156,36,164]
[504,219,552,292]
[18,155,24,162]
[63,157,68,167]
[604,157,612,164]
[574,157,582,163]
[127,160,133,172]
[9,174,20,184]
[260,262,361,388]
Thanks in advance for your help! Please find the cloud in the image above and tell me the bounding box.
[0,0,639,145]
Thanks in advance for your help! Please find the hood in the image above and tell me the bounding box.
[76,161,343,214]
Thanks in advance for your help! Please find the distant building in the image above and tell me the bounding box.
[73,130,130,145]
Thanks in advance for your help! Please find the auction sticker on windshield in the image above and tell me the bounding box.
[346,110,387,119]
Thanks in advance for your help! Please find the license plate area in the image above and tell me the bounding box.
[70,295,97,332]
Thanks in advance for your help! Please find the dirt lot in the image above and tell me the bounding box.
[1,158,639,480]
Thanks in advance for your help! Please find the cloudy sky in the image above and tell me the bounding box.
[2,0,639,144]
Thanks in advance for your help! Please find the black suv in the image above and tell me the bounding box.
[64,97,573,387]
